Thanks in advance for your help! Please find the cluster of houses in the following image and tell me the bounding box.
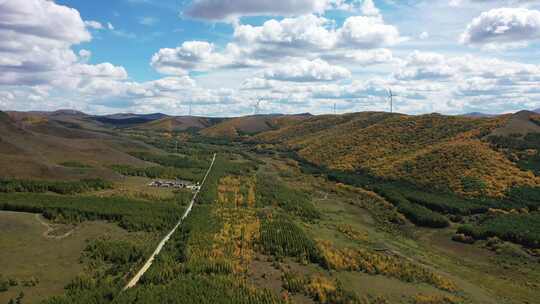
[148,179,201,191]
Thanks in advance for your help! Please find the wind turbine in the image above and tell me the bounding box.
[387,88,397,113]
[253,98,263,115]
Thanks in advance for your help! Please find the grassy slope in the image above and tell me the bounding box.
[256,112,539,196]
[0,111,156,181]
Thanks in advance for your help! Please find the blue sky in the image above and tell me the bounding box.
[1,0,540,116]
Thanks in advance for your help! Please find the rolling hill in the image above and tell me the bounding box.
[90,113,169,127]
[255,111,540,197]
[491,110,540,136]
[2,109,540,196]
[0,111,155,180]
[132,116,223,132]
[200,113,312,138]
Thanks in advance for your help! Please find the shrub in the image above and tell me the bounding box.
[316,240,457,292]
[84,239,146,265]
[451,233,475,244]
[60,161,92,168]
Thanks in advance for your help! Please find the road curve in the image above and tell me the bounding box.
[123,153,217,290]
[35,214,75,240]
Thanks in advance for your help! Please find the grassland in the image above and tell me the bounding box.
[0,211,135,304]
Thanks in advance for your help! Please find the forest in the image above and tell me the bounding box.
[256,174,321,221]
[110,164,203,181]
[0,178,112,195]
[289,151,540,246]
[0,193,186,232]
[458,213,540,248]
[260,214,321,263]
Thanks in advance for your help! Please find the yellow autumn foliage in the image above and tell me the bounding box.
[316,240,457,292]
[210,207,260,273]
[304,275,337,304]
[217,176,256,207]
[256,112,538,196]
[336,224,368,242]
[412,294,462,304]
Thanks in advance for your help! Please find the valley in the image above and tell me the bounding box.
[0,109,539,304]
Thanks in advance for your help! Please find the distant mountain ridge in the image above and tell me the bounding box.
[461,112,496,118]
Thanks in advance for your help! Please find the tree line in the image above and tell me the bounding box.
[0,178,112,195]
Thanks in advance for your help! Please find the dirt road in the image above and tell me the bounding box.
[123,153,217,290]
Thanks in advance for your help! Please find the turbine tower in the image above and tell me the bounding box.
[387,89,397,113]
[254,98,263,115]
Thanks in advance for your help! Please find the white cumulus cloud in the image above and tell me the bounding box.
[184,0,330,21]
[262,59,351,82]
[150,41,233,75]
[460,8,540,48]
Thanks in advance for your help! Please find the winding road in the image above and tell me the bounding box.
[123,153,217,290]
[35,214,76,240]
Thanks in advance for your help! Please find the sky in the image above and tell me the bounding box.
[1,0,540,116]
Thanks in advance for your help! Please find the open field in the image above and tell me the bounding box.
[0,211,132,303]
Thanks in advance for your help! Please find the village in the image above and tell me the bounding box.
[147,179,201,192]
